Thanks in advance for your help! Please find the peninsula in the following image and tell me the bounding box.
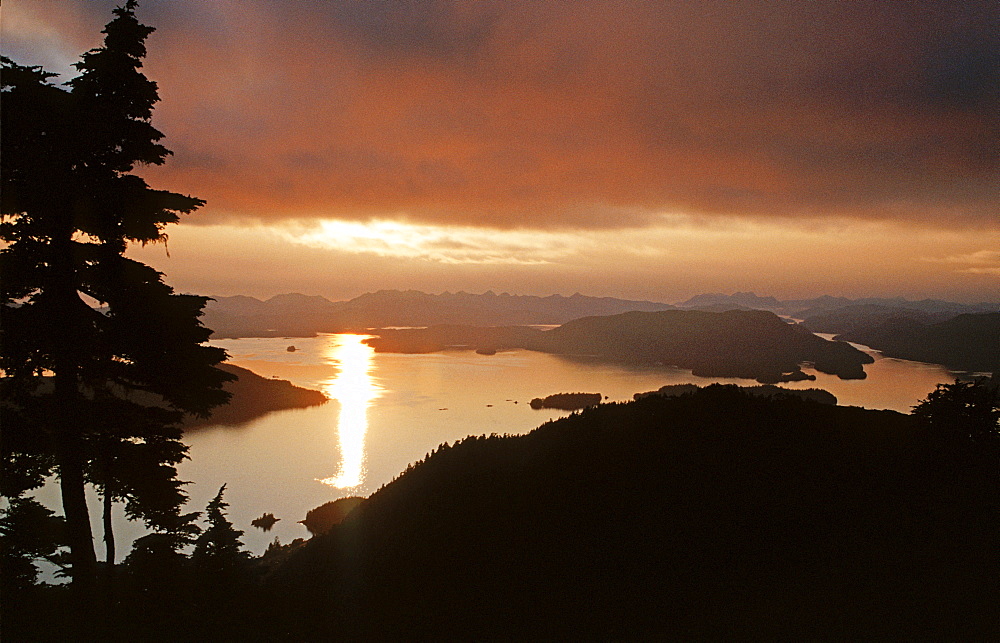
[183,364,327,428]
[365,309,873,383]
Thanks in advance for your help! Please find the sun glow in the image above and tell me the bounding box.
[317,334,382,489]
[282,219,577,264]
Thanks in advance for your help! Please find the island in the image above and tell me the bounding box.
[364,309,874,383]
[529,393,603,410]
[634,383,838,405]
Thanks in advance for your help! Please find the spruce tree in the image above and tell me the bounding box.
[0,2,232,585]
[191,485,253,585]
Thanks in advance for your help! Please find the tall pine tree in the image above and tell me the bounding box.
[1,2,232,585]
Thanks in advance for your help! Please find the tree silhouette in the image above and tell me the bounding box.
[85,398,191,566]
[123,508,201,596]
[191,485,254,591]
[913,377,1000,445]
[0,1,232,585]
[0,496,69,591]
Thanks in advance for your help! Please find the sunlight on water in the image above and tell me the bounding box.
[317,335,382,489]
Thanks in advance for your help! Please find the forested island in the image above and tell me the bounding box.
[529,392,603,410]
[365,309,874,383]
[634,382,838,405]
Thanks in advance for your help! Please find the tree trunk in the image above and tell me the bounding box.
[103,490,116,566]
[59,416,97,585]
[51,231,98,586]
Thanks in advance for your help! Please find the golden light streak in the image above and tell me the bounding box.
[317,334,382,489]
[281,219,577,264]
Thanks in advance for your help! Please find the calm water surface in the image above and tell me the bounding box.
[171,333,955,554]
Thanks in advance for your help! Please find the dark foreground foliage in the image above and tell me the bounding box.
[5,385,998,641]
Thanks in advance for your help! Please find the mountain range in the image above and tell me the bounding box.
[202,290,677,338]
[204,289,1000,339]
[675,291,1000,318]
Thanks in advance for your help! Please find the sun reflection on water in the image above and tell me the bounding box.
[317,334,382,489]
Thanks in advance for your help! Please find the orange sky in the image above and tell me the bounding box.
[4,0,998,302]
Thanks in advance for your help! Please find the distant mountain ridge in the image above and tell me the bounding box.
[203,289,1000,339]
[677,291,783,309]
[203,290,676,338]
[676,291,1000,318]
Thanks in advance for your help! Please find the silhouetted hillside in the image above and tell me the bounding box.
[263,387,999,640]
[298,497,365,536]
[184,364,327,428]
[801,304,951,335]
[202,290,676,338]
[833,312,1000,373]
[367,309,874,383]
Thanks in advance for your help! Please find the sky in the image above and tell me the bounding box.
[3,0,998,303]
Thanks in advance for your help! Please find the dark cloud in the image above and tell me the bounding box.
[305,0,501,59]
[4,0,998,229]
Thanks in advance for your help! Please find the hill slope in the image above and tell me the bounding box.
[267,387,999,640]
[832,312,1000,373]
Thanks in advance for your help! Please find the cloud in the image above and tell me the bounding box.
[5,0,999,231]
[924,249,1000,278]
[932,250,1000,264]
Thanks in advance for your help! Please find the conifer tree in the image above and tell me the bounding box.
[913,377,1000,445]
[0,497,69,591]
[0,2,232,584]
[191,485,253,584]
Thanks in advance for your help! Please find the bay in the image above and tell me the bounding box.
[179,333,954,555]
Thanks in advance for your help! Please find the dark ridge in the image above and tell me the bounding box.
[801,304,953,335]
[834,312,1000,373]
[262,386,999,640]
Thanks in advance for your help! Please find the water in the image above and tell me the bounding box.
[32,332,958,563]
[175,333,955,554]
